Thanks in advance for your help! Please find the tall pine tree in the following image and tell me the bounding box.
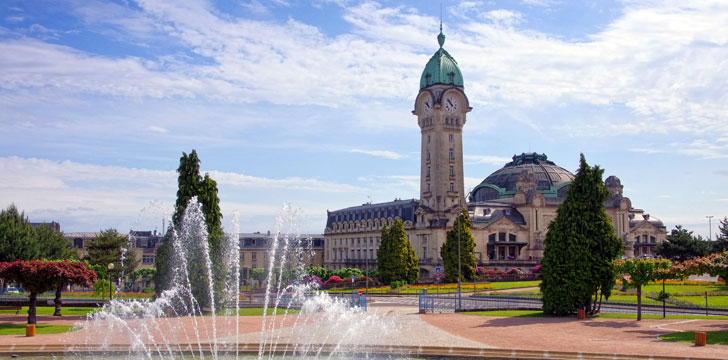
[441,210,477,283]
[540,154,623,315]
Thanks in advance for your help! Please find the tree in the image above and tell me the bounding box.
[655,225,710,261]
[85,229,139,286]
[540,154,623,316]
[615,258,671,320]
[155,150,227,311]
[0,205,41,262]
[441,210,476,283]
[34,223,77,260]
[712,217,728,254]
[0,260,96,325]
[377,219,419,285]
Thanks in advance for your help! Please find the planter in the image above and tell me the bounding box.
[577,309,586,320]
[26,324,36,337]
[695,332,706,346]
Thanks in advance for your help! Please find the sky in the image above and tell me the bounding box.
[1,0,726,238]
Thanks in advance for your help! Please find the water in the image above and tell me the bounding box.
[71,200,396,359]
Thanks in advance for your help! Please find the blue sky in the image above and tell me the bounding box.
[1,0,726,237]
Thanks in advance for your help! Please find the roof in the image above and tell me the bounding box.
[469,153,574,201]
[326,199,419,228]
[419,32,463,89]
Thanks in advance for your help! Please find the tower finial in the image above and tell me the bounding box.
[438,1,445,48]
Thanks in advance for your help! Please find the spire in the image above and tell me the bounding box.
[438,1,445,48]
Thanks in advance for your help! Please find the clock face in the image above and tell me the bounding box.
[423,95,433,114]
[444,96,458,113]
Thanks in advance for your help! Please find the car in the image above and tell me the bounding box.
[5,287,20,294]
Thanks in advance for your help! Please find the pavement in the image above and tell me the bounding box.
[1,297,728,359]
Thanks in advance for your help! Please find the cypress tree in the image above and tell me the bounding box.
[376,220,419,285]
[441,210,476,283]
[540,154,623,315]
[155,150,227,311]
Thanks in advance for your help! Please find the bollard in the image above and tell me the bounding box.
[695,332,706,346]
[26,325,35,337]
[577,309,586,320]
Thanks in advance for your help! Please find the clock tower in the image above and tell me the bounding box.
[414,30,471,229]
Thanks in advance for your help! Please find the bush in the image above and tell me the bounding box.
[390,280,407,289]
[142,286,154,293]
[475,266,486,275]
[530,264,541,273]
[304,275,323,287]
[93,279,114,294]
[508,268,523,275]
[324,275,343,285]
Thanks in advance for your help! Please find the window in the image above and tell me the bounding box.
[241,252,245,260]
[427,152,430,161]
[427,183,431,192]
[449,134,453,142]
[449,149,454,159]
[427,166,430,178]
[489,233,496,243]
[450,183,454,192]
[370,249,374,258]
[450,166,454,176]
[650,236,656,243]
[428,135,431,143]
[423,234,428,243]
[509,234,516,242]
[252,252,257,260]
[499,232,506,242]
[142,255,154,264]
[642,235,648,243]
[634,236,640,243]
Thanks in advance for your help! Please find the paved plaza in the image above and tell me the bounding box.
[1,298,727,359]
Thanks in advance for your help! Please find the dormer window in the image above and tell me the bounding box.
[448,72,455,84]
[425,73,432,86]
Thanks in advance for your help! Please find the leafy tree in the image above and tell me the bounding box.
[33,223,77,260]
[655,225,710,261]
[0,205,41,262]
[332,267,363,281]
[540,154,623,316]
[377,219,419,285]
[615,258,671,320]
[0,260,96,325]
[441,210,476,283]
[85,229,139,284]
[712,217,728,254]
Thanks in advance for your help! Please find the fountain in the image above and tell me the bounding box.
[67,199,398,359]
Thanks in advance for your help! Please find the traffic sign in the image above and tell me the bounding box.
[436,267,441,273]
[351,275,355,282]
[358,290,362,296]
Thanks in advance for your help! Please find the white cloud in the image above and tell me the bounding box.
[464,154,512,165]
[147,125,169,134]
[349,148,405,160]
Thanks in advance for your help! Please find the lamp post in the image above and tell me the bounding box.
[365,237,369,296]
[107,263,115,301]
[707,216,714,240]
[457,217,462,310]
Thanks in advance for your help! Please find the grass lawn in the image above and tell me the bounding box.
[0,307,98,316]
[637,283,728,296]
[461,310,728,320]
[487,281,541,290]
[659,331,728,345]
[216,308,300,316]
[0,324,77,335]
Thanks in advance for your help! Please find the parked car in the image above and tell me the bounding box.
[6,287,20,294]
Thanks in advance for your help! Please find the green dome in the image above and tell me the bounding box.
[419,32,464,89]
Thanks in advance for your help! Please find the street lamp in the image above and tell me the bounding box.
[107,263,115,301]
[457,217,462,310]
[707,216,714,240]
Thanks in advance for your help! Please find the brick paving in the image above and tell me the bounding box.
[2,303,728,359]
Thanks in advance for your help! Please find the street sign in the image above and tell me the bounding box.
[351,275,355,282]
[436,267,441,273]
[358,290,362,296]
